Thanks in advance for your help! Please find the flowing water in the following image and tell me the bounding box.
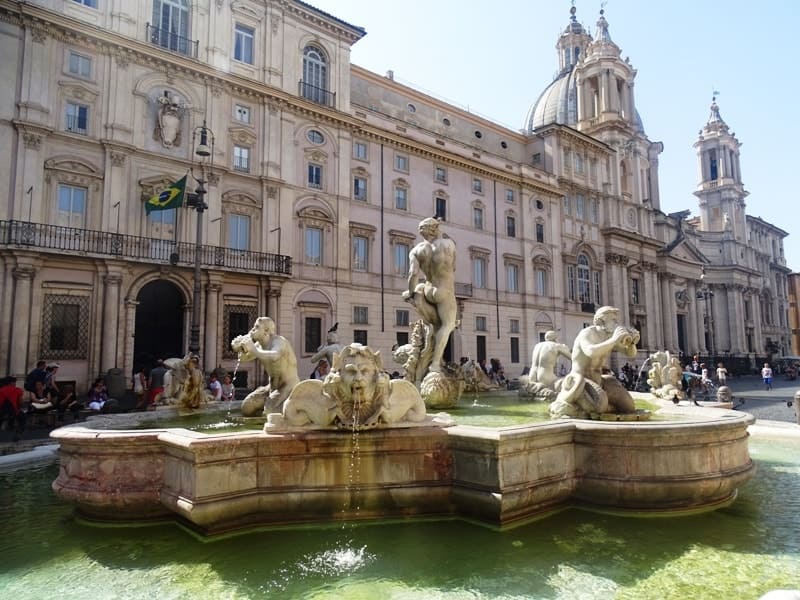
[0,434,798,599]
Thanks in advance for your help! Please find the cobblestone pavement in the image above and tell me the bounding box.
[720,374,800,424]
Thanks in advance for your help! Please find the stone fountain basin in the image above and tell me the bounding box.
[50,402,755,536]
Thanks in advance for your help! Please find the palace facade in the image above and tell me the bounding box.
[0,0,791,392]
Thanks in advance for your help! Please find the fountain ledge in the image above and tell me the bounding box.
[51,404,756,536]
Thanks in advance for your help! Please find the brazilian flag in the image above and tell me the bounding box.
[145,175,186,214]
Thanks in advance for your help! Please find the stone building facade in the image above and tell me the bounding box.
[0,1,791,392]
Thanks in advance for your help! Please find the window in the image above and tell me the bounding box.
[532,153,542,166]
[434,166,447,183]
[151,0,190,55]
[228,214,250,250]
[394,242,409,274]
[354,141,368,160]
[233,145,250,172]
[575,194,585,220]
[475,316,487,331]
[304,317,322,353]
[307,129,324,144]
[353,306,368,324]
[407,103,416,113]
[352,236,368,271]
[234,23,254,64]
[396,331,409,346]
[506,264,519,293]
[57,184,87,228]
[578,254,591,303]
[510,337,520,364]
[223,305,257,358]
[42,294,89,360]
[308,163,322,188]
[394,186,408,210]
[473,257,487,289]
[353,330,368,345]
[510,319,520,334]
[535,269,548,296]
[395,153,409,172]
[505,189,514,203]
[434,197,447,221]
[563,196,571,216]
[631,278,640,304]
[574,153,584,174]
[68,52,91,77]
[396,309,410,327]
[302,45,328,104]
[72,0,97,6]
[353,176,367,201]
[473,207,484,230]
[593,271,602,305]
[305,227,322,264]
[65,102,88,135]
[590,199,599,224]
[506,216,516,237]
[535,222,545,243]
[472,178,483,193]
[235,104,250,123]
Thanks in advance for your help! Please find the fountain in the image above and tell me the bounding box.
[51,218,756,538]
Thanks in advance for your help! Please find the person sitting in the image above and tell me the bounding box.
[44,363,61,399]
[54,384,80,421]
[27,380,53,413]
[87,378,110,412]
[489,358,507,386]
[221,374,235,402]
[310,358,330,380]
[24,360,47,395]
[208,373,222,402]
[0,375,26,441]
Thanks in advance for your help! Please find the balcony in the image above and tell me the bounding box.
[1,220,291,276]
[146,23,199,59]
[455,282,473,298]
[298,81,335,108]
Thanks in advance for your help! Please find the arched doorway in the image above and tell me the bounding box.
[134,280,184,368]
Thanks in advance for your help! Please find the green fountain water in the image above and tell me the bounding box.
[1,433,798,599]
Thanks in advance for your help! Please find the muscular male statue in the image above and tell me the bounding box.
[530,330,571,388]
[231,316,300,416]
[551,306,639,418]
[401,217,458,374]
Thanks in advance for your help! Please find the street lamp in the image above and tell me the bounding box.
[696,268,715,357]
[187,120,214,357]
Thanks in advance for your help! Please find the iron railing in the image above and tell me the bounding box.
[1,220,291,276]
[298,80,335,108]
[146,23,199,59]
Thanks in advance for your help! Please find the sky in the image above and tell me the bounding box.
[307,0,800,271]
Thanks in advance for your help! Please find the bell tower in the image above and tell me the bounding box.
[693,96,747,239]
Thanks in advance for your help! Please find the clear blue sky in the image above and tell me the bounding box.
[308,0,800,271]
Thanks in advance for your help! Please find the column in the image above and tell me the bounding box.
[101,274,123,371]
[660,275,677,351]
[10,266,35,376]
[729,285,745,353]
[267,288,280,323]
[204,281,222,372]
[645,266,661,350]
[122,298,138,377]
[600,70,610,113]
[0,260,14,372]
[687,281,702,354]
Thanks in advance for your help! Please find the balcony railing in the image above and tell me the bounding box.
[455,282,473,298]
[298,80,335,108]
[1,220,291,276]
[146,23,199,59]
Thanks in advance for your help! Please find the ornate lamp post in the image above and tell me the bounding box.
[187,120,214,357]
[696,267,715,357]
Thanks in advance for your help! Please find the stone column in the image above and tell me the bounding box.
[123,298,138,375]
[204,281,222,373]
[600,70,610,113]
[267,288,280,323]
[101,274,123,371]
[645,265,661,350]
[729,285,745,353]
[687,281,703,354]
[660,275,676,351]
[10,266,36,376]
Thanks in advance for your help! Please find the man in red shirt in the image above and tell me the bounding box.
[0,375,26,441]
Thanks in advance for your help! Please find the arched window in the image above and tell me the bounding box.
[567,252,602,305]
[302,45,329,105]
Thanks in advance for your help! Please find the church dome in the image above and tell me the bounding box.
[525,66,579,132]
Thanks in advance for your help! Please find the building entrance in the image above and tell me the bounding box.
[134,280,184,369]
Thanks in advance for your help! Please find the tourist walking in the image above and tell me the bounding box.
[761,363,773,391]
[133,365,148,409]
